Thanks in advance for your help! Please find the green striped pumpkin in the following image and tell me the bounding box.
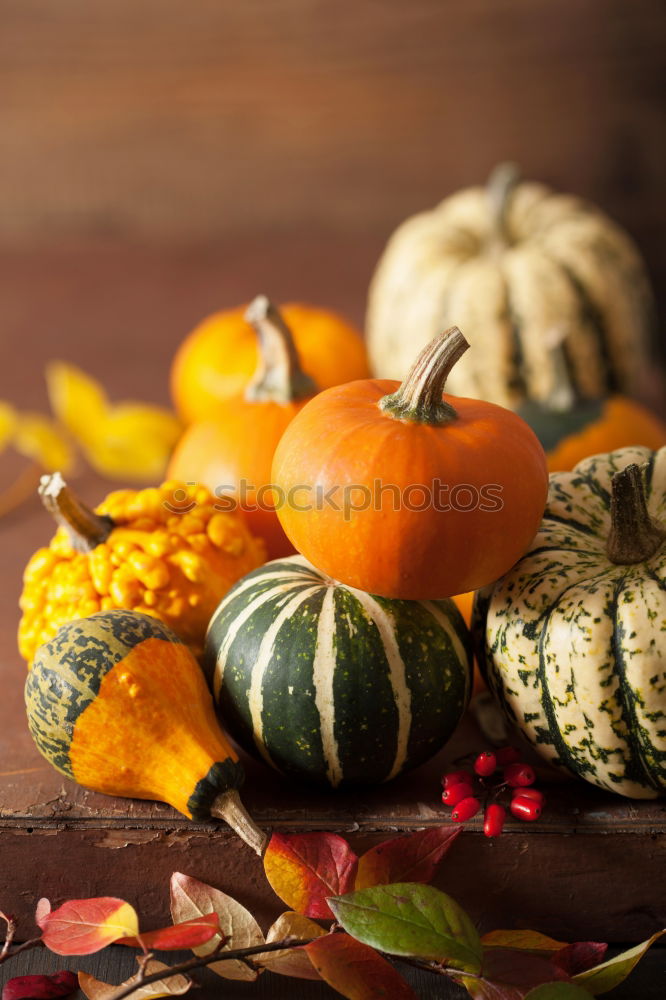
[474,445,666,799]
[205,556,472,787]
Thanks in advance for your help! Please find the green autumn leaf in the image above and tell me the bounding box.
[328,882,482,972]
[572,929,666,994]
[524,986,592,999]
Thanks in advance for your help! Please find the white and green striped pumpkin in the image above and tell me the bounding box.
[205,556,472,787]
[474,445,666,799]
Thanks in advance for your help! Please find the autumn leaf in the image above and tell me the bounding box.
[170,872,263,982]
[305,932,419,999]
[86,405,181,481]
[117,913,220,951]
[13,413,75,473]
[35,898,52,931]
[46,361,181,482]
[572,928,666,994]
[329,882,482,972]
[524,987,593,1000]
[46,363,108,445]
[40,897,139,955]
[2,972,78,1000]
[462,947,571,998]
[355,826,461,890]
[0,402,17,452]
[256,911,326,980]
[263,832,358,919]
[79,961,191,1000]
[481,930,567,954]
[552,941,607,976]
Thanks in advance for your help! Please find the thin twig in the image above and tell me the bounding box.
[108,938,317,1000]
[0,937,44,966]
[0,913,16,962]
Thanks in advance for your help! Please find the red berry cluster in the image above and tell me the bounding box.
[440,746,544,837]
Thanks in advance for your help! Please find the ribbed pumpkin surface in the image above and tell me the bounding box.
[474,446,666,799]
[205,556,472,787]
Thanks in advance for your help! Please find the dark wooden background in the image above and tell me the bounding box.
[1,0,665,286]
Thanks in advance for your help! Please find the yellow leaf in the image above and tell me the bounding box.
[0,401,17,451]
[46,361,109,446]
[13,413,75,472]
[83,405,182,482]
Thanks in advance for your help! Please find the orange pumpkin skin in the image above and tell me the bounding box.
[544,397,666,472]
[171,303,370,424]
[168,404,303,561]
[273,378,548,600]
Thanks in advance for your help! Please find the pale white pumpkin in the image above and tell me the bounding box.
[474,445,666,799]
[367,165,655,409]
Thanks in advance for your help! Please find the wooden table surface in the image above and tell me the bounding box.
[0,240,665,997]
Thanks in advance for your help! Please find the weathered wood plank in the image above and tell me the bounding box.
[0,0,664,274]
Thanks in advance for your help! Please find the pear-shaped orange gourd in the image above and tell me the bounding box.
[171,298,369,424]
[169,297,317,559]
[25,610,266,853]
[272,327,549,600]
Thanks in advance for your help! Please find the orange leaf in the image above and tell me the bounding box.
[118,914,221,951]
[355,826,461,889]
[264,832,358,919]
[305,933,418,999]
[40,898,139,955]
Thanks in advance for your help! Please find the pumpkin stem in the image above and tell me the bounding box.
[210,788,268,856]
[486,161,521,248]
[379,326,469,425]
[607,463,664,564]
[244,295,317,404]
[38,472,114,552]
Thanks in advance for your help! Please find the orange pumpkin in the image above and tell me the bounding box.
[272,326,549,600]
[518,396,666,473]
[169,297,314,560]
[171,298,369,424]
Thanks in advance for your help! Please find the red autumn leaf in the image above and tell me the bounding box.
[355,826,461,889]
[2,971,78,1000]
[35,899,51,931]
[552,941,608,975]
[40,898,139,955]
[117,913,221,951]
[263,832,358,919]
[453,948,571,998]
[305,932,418,999]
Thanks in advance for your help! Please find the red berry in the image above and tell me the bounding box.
[451,796,481,822]
[474,751,497,777]
[504,763,536,787]
[441,782,472,806]
[510,795,542,821]
[495,746,522,766]
[513,787,545,806]
[441,769,473,789]
[483,804,506,838]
